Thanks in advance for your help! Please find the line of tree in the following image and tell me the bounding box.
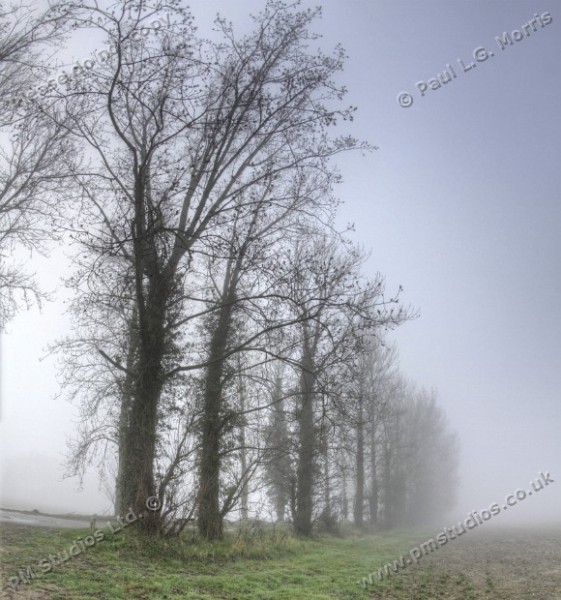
[1,0,458,539]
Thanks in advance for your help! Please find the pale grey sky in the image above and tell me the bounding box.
[1,0,560,523]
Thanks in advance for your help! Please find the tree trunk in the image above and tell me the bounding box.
[354,393,365,529]
[294,341,315,537]
[120,277,169,534]
[382,439,393,529]
[322,431,331,516]
[197,302,233,540]
[340,463,348,521]
[238,362,249,522]
[266,375,289,522]
[115,397,128,516]
[115,311,139,516]
[368,418,378,529]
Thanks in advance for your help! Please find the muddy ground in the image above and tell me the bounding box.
[371,523,561,599]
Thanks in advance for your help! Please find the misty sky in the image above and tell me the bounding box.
[1,0,559,525]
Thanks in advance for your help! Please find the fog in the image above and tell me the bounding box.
[1,0,560,529]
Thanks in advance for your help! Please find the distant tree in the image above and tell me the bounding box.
[366,379,459,529]
[365,346,400,530]
[263,367,293,522]
[194,177,339,539]
[285,236,405,536]
[350,337,399,530]
[401,389,459,525]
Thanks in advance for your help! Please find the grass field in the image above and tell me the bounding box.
[1,521,560,599]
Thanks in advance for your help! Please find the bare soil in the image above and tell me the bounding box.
[371,523,561,599]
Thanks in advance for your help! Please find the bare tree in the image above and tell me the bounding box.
[0,1,71,329]
[347,336,399,530]
[263,366,293,523]
[193,161,346,538]
[48,0,367,534]
[401,387,459,525]
[283,235,406,536]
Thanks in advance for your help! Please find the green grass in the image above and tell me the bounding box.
[4,522,560,599]
[0,522,419,599]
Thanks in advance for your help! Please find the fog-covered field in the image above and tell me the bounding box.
[1,521,561,599]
